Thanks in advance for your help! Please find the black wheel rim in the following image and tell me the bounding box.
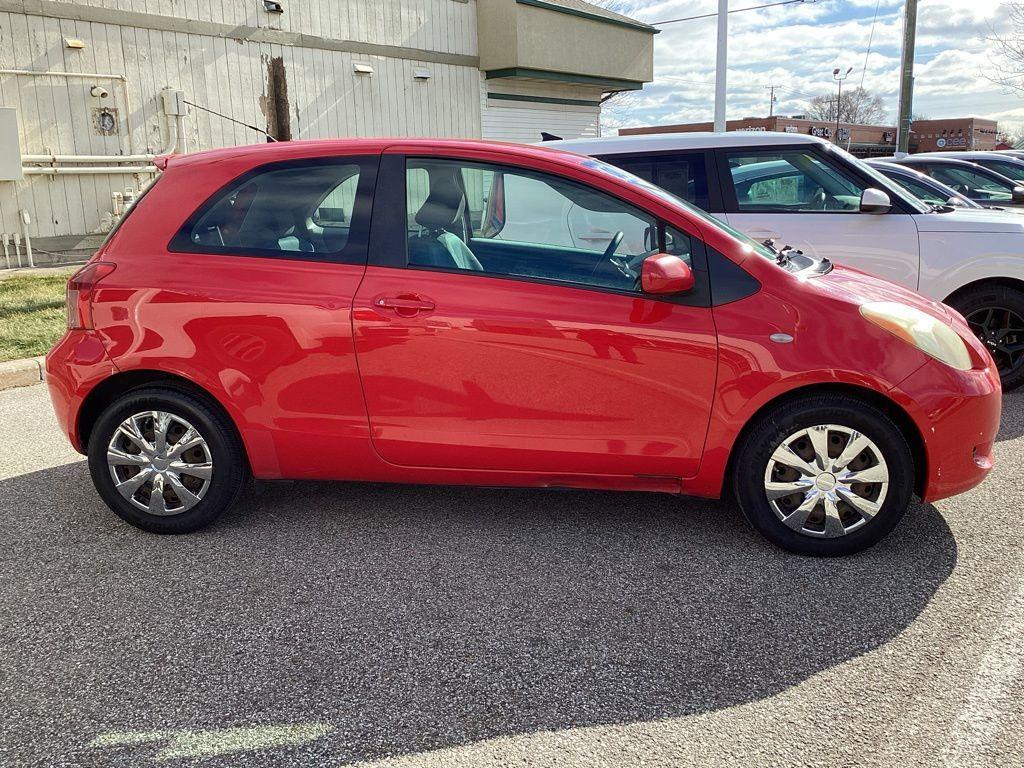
[966,306,1024,377]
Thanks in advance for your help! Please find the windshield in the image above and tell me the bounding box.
[978,158,1024,183]
[875,167,979,209]
[581,157,779,262]
[927,165,1014,202]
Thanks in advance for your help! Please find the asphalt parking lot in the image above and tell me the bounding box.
[1,383,1022,767]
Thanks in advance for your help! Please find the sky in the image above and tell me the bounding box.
[599,0,1022,134]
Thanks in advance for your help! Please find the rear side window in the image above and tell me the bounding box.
[169,157,377,262]
[597,153,710,211]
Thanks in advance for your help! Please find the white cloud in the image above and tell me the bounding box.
[605,0,1023,130]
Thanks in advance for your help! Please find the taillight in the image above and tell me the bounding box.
[66,262,116,330]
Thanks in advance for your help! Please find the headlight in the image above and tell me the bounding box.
[860,301,972,371]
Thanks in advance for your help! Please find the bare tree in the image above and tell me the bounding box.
[989,2,1024,94]
[806,87,888,124]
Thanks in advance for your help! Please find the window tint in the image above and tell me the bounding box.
[405,159,680,293]
[171,159,373,260]
[727,151,865,212]
[598,153,710,210]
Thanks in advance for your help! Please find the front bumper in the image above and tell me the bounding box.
[891,358,1001,503]
[45,330,117,453]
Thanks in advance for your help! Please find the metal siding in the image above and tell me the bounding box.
[480,75,601,144]
[0,4,482,240]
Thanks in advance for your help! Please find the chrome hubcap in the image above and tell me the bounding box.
[764,424,889,539]
[107,411,213,516]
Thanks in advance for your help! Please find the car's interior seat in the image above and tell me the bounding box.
[243,208,315,252]
[408,171,483,271]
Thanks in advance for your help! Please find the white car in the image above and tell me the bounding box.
[546,132,1024,389]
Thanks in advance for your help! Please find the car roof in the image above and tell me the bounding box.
[159,137,594,170]
[913,151,1024,163]
[542,131,831,156]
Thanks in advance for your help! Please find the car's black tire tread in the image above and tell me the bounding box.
[947,283,1024,392]
[87,386,247,533]
[731,393,915,557]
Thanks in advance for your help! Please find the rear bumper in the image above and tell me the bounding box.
[891,359,1001,503]
[45,330,117,453]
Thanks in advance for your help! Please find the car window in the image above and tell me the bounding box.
[171,160,372,260]
[597,153,710,210]
[405,158,680,293]
[727,151,865,212]
[884,173,947,206]
[926,165,1013,201]
[976,159,1024,182]
[312,173,359,227]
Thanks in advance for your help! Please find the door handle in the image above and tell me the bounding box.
[747,229,782,241]
[374,294,435,315]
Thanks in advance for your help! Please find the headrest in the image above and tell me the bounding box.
[415,172,463,231]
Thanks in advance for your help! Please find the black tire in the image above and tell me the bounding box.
[731,393,915,557]
[87,387,247,533]
[948,283,1024,391]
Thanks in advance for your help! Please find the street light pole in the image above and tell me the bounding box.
[833,66,852,145]
[714,0,728,131]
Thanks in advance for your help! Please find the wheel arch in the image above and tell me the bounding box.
[722,382,927,500]
[943,276,1024,307]
[77,370,250,471]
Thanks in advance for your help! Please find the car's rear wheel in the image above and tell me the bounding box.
[732,393,914,556]
[87,387,247,533]
[949,283,1024,391]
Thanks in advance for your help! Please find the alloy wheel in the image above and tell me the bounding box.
[763,424,889,539]
[106,411,214,515]
[966,306,1024,377]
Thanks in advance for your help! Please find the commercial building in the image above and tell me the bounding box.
[0,0,655,261]
[620,115,1000,158]
[908,118,999,152]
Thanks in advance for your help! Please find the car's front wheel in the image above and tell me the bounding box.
[949,283,1024,391]
[87,387,247,533]
[732,393,915,556]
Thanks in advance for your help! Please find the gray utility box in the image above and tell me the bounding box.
[0,108,23,181]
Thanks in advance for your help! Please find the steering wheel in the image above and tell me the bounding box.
[602,231,624,261]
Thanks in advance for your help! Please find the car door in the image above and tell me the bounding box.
[718,146,922,290]
[351,151,718,482]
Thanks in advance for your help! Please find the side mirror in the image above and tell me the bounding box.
[860,187,892,214]
[1013,186,1024,203]
[641,254,694,295]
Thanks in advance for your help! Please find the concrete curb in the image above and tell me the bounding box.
[0,356,46,391]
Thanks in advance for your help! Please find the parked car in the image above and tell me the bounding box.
[47,139,999,556]
[864,159,986,210]
[911,151,1024,185]
[545,132,1024,389]
[884,155,1024,209]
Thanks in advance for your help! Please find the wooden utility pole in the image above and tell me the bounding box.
[896,0,918,153]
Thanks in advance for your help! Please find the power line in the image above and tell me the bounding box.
[652,0,814,26]
[859,0,882,91]
[183,99,278,141]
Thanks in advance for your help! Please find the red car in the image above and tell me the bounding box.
[46,139,1000,555]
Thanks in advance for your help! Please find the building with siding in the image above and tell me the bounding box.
[0,0,654,261]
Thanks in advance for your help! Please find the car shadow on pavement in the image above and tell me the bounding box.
[996,390,1024,442]
[0,461,957,766]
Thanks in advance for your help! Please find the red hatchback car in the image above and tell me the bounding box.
[46,139,1000,555]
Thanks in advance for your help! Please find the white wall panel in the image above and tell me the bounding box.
[480,76,601,144]
[0,6,482,242]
